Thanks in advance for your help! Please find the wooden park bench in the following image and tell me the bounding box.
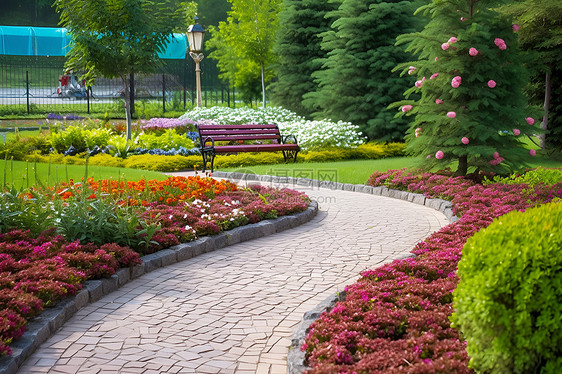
[197,123,300,172]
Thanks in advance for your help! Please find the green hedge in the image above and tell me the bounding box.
[23,142,405,172]
[485,166,562,186]
[452,202,562,373]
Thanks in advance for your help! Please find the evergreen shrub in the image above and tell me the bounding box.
[452,202,562,373]
[484,167,562,186]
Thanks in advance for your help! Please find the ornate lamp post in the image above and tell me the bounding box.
[187,17,205,108]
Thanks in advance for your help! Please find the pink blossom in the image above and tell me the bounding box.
[513,24,520,32]
[415,127,422,137]
[461,17,466,21]
[441,43,450,50]
[448,37,458,44]
[401,105,413,113]
[430,73,439,79]
[451,76,462,88]
[447,111,456,118]
[526,117,535,125]
[529,149,537,156]
[513,129,520,136]
[415,77,426,88]
[494,38,507,50]
[435,150,444,159]
[488,80,496,88]
[489,157,504,165]
[434,57,438,62]
[408,66,416,75]
[435,99,444,104]
[426,154,431,158]
[461,137,469,145]
[493,151,500,159]
[469,47,479,56]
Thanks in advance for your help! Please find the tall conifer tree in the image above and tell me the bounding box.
[271,0,338,117]
[395,0,538,175]
[303,0,421,141]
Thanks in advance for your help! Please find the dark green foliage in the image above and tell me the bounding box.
[546,68,562,150]
[270,0,338,117]
[303,0,421,141]
[395,0,537,175]
[500,0,562,150]
[452,202,562,373]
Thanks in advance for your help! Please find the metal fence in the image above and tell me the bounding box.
[0,55,236,116]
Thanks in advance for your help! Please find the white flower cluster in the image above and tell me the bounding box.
[180,106,366,150]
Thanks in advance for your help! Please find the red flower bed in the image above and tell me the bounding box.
[303,169,562,373]
[0,176,310,355]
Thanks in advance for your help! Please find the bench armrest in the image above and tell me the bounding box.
[281,134,298,145]
[201,136,215,149]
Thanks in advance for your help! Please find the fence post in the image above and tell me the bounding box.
[26,71,30,114]
[130,73,135,115]
[162,74,166,113]
[87,87,90,114]
[184,57,188,110]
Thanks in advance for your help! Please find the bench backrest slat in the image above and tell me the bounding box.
[198,123,283,144]
[205,135,281,142]
[201,129,280,136]
[198,124,279,130]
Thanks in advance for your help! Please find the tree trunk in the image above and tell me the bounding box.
[539,70,551,149]
[260,62,266,109]
[456,155,468,176]
[123,77,132,141]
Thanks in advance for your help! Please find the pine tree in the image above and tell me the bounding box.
[499,0,562,150]
[270,0,338,117]
[394,0,538,175]
[303,0,421,141]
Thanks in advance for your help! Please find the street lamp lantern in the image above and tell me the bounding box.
[187,16,205,107]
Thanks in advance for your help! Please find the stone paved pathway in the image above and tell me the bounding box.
[18,175,448,374]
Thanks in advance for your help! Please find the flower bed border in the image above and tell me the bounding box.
[208,171,458,373]
[0,200,318,374]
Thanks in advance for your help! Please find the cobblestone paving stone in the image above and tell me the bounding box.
[18,175,448,374]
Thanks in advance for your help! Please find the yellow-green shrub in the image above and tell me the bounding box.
[214,153,285,169]
[452,202,562,373]
[123,155,200,172]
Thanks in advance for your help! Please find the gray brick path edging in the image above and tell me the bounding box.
[207,171,463,374]
[0,201,318,374]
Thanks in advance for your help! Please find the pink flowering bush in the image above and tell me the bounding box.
[303,169,562,372]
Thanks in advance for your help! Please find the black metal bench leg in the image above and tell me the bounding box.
[201,150,215,173]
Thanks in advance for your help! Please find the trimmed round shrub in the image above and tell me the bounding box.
[451,202,562,373]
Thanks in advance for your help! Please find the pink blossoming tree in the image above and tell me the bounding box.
[393,0,537,176]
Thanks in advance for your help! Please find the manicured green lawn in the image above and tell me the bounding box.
[0,160,168,189]
[221,157,417,185]
[221,153,562,185]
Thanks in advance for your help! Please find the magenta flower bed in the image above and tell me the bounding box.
[303,169,562,373]
[0,229,141,355]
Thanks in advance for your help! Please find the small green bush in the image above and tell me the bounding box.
[451,202,562,374]
[485,167,562,186]
[136,129,194,150]
[123,154,200,171]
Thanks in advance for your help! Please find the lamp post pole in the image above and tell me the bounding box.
[187,17,205,108]
[190,52,204,108]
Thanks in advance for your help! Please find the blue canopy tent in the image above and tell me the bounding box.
[0,25,188,59]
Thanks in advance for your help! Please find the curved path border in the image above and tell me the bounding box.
[9,172,450,374]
